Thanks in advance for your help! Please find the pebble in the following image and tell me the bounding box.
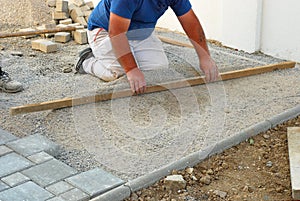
[186,167,194,174]
[213,189,227,198]
[164,175,187,192]
[10,51,23,56]
[63,67,72,73]
[200,175,211,185]
[263,134,270,139]
[266,161,273,167]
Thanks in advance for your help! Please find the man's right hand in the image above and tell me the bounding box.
[126,67,146,94]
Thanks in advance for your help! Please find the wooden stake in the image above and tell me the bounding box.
[0,27,76,38]
[9,61,296,115]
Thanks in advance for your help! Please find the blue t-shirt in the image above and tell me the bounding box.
[88,0,191,40]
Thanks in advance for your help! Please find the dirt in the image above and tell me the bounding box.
[125,116,300,201]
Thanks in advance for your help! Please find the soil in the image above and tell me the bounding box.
[125,116,300,201]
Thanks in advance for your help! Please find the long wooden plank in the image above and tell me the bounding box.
[9,61,295,116]
[0,27,76,38]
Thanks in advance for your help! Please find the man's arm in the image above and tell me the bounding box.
[177,9,218,82]
[109,12,146,94]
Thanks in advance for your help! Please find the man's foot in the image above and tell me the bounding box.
[0,70,23,93]
[75,47,93,74]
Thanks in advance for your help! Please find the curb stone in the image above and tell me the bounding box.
[91,105,300,201]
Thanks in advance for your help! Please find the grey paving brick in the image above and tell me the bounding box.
[0,181,9,192]
[66,168,124,197]
[0,128,17,145]
[0,153,33,177]
[0,145,12,156]
[1,172,30,187]
[28,151,54,164]
[0,181,54,201]
[47,197,65,201]
[6,134,61,157]
[60,188,89,201]
[46,181,74,195]
[22,159,77,187]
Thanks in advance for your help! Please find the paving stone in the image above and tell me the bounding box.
[60,188,89,201]
[46,181,74,195]
[0,128,18,145]
[0,153,33,178]
[22,159,77,187]
[6,134,61,157]
[27,151,54,164]
[1,172,30,187]
[0,145,12,156]
[66,168,124,197]
[0,181,53,201]
[0,181,9,192]
[47,197,65,201]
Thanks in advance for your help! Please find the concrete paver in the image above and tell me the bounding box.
[46,181,74,196]
[59,188,89,201]
[0,181,54,201]
[22,159,77,187]
[0,128,17,145]
[6,134,61,157]
[27,151,54,164]
[0,181,9,192]
[0,152,33,178]
[0,145,12,156]
[66,168,125,196]
[1,172,30,187]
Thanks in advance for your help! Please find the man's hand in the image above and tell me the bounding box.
[127,68,146,94]
[200,56,219,82]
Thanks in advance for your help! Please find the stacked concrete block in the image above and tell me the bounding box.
[18,28,37,39]
[56,0,68,13]
[36,23,56,38]
[47,0,56,7]
[52,11,69,20]
[70,0,85,7]
[59,18,72,25]
[74,29,88,45]
[86,1,94,9]
[31,39,58,53]
[54,32,71,43]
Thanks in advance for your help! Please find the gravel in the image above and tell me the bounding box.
[1,0,299,182]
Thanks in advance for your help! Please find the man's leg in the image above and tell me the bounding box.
[81,28,125,81]
[130,32,169,71]
[0,66,23,93]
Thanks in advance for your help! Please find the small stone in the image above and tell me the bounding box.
[207,169,214,175]
[263,134,270,139]
[0,45,5,50]
[63,67,72,73]
[213,190,227,198]
[186,167,194,174]
[266,161,273,167]
[10,51,23,57]
[164,175,186,192]
[191,176,198,181]
[200,175,211,185]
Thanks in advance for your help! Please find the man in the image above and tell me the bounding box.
[75,0,218,94]
[0,66,23,93]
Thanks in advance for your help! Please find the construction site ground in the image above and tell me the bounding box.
[1,0,300,200]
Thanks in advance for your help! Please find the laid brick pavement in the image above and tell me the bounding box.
[0,127,125,201]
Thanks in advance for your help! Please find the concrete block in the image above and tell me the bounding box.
[27,151,53,164]
[32,39,46,50]
[0,181,9,192]
[1,172,30,187]
[85,1,94,9]
[42,23,56,29]
[70,7,84,21]
[0,181,53,201]
[59,18,72,25]
[52,11,69,20]
[74,16,87,27]
[0,128,18,145]
[59,188,89,201]
[6,134,61,157]
[80,5,91,12]
[39,40,58,53]
[19,28,37,39]
[288,127,300,200]
[46,181,74,195]
[0,153,33,178]
[0,145,13,156]
[66,168,124,197]
[68,3,76,14]
[70,0,85,7]
[74,29,87,44]
[22,159,77,187]
[47,0,56,7]
[55,32,71,43]
[56,0,68,12]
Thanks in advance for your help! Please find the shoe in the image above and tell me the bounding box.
[0,69,23,93]
[75,47,93,74]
